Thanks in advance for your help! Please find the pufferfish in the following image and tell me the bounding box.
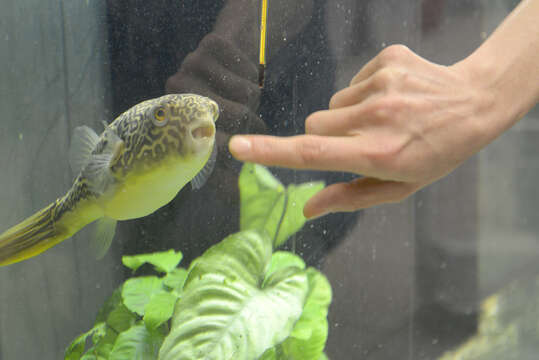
[0,94,218,266]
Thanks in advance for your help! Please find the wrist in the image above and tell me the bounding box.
[455,0,539,132]
[453,0,539,143]
[450,54,511,145]
[453,46,537,144]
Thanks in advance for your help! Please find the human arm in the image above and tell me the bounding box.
[166,0,315,135]
[228,0,539,218]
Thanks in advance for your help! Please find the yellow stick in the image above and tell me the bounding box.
[258,0,268,87]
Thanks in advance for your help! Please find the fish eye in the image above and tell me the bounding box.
[153,107,168,126]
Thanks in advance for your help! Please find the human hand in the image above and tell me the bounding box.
[229,45,504,218]
[166,33,266,135]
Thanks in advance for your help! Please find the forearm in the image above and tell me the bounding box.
[457,0,539,135]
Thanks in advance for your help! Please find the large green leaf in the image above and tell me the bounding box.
[122,250,183,274]
[184,229,273,290]
[109,325,164,360]
[255,268,332,360]
[239,163,323,247]
[281,268,332,359]
[158,230,310,360]
[264,251,306,286]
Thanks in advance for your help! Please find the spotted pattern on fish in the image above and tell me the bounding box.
[54,176,94,220]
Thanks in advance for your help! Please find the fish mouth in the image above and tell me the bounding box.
[191,124,215,140]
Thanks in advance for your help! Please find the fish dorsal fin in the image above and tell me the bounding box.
[191,142,217,190]
[91,217,117,260]
[69,126,100,174]
[83,129,124,195]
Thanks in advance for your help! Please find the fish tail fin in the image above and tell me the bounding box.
[0,201,70,266]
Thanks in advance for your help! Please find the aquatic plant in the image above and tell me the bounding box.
[65,163,331,360]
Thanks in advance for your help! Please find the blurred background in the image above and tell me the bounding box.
[1,0,538,359]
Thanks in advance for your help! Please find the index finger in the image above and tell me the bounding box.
[228,134,374,175]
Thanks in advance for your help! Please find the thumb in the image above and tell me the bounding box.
[304,178,418,218]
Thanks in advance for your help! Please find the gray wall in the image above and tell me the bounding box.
[0,1,119,359]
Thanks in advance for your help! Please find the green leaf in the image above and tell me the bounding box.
[122,250,183,274]
[281,268,332,360]
[144,291,178,330]
[259,346,278,360]
[80,355,100,360]
[109,325,164,360]
[264,251,306,285]
[239,163,285,235]
[239,163,323,247]
[65,323,107,360]
[85,290,137,359]
[107,304,137,334]
[184,230,273,290]
[272,183,323,247]
[95,288,122,324]
[65,329,91,359]
[257,268,332,360]
[162,268,188,293]
[158,230,310,360]
[122,277,165,316]
[241,162,283,192]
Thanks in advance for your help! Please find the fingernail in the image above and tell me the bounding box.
[229,136,252,159]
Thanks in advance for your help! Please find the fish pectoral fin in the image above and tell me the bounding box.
[191,141,217,190]
[69,126,100,174]
[83,129,124,194]
[91,217,117,260]
[83,154,116,194]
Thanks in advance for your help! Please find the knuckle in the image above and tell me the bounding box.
[371,68,393,89]
[304,114,318,134]
[367,94,410,122]
[296,137,324,165]
[329,92,343,109]
[371,67,407,90]
[365,97,392,121]
[363,136,412,175]
[366,142,399,166]
[379,44,411,64]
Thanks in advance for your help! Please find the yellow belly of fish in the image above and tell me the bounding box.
[101,158,202,220]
